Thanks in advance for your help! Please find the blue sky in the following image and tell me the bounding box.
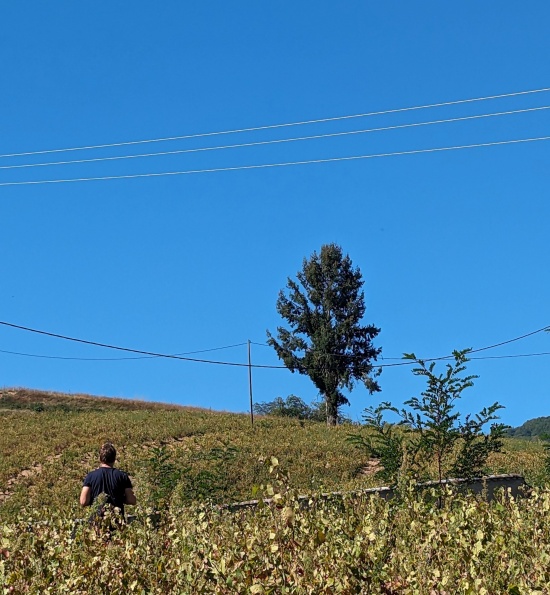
[0,2,549,426]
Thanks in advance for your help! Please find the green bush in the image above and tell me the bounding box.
[350,350,507,485]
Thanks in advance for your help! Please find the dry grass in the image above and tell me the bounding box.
[0,387,202,412]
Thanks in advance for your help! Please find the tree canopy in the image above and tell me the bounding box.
[267,244,381,425]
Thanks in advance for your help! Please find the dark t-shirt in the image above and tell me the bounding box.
[83,467,132,514]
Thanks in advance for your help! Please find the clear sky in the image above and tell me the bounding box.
[1,2,549,427]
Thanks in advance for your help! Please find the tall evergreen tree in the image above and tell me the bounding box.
[267,244,381,425]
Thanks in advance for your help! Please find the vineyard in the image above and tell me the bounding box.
[1,389,549,594]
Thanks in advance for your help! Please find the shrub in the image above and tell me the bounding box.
[350,349,507,485]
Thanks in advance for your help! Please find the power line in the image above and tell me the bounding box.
[0,348,157,361]
[0,342,247,361]
[1,321,548,369]
[1,86,549,159]
[376,351,550,367]
[0,321,284,369]
[469,326,550,354]
[384,324,550,364]
[2,135,549,187]
[470,352,550,361]
[3,105,549,171]
[254,325,550,363]
[2,346,550,366]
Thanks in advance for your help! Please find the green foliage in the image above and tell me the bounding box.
[175,443,240,504]
[449,405,508,481]
[356,350,507,485]
[347,405,405,483]
[5,468,550,592]
[143,446,183,510]
[537,434,550,479]
[267,243,381,425]
[254,394,351,424]
[253,395,312,419]
[308,398,353,424]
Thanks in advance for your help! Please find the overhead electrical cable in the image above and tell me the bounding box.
[367,324,550,363]
[253,325,550,362]
[0,348,165,361]
[469,326,550,353]
[1,86,549,159]
[0,342,247,361]
[0,321,284,369]
[470,352,550,361]
[2,135,550,187]
[0,321,548,369]
[2,105,549,171]
[2,347,549,363]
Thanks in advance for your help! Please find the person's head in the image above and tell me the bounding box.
[99,442,117,466]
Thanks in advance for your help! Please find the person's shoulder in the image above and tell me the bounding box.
[113,468,130,479]
[114,468,132,487]
[86,466,104,476]
[83,467,101,484]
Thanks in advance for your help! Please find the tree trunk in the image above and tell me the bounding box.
[325,395,338,426]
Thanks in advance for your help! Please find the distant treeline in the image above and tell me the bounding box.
[508,416,550,438]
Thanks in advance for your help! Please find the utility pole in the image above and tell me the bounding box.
[248,339,254,426]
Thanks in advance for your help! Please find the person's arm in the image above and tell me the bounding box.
[124,488,136,506]
[80,486,91,506]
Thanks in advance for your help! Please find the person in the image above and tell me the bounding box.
[80,442,136,519]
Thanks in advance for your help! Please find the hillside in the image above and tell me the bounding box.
[2,387,550,592]
[0,387,381,519]
[0,387,546,517]
[508,416,550,438]
[0,387,186,413]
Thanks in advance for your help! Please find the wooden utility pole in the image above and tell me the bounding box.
[248,339,254,426]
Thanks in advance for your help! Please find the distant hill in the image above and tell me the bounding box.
[0,387,186,412]
[507,416,550,438]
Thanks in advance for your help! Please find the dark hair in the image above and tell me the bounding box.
[99,442,116,465]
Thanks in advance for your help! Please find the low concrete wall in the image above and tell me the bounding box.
[224,474,528,513]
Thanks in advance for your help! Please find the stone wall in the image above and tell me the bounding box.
[224,474,528,512]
